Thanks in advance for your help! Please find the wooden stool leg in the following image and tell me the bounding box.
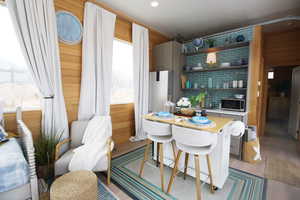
[183,153,189,180]
[194,155,202,200]
[156,142,160,167]
[107,151,112,185]
[167,150,182,193]
[171,141,177,160]
[206,154,214,193]
[171,141,179,174]
[139,139,151,177]
[159,143,165,192]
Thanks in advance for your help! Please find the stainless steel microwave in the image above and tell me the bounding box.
[221,98,246,112]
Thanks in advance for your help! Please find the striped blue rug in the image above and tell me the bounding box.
[98,180,119,200]
[111,146,267,200]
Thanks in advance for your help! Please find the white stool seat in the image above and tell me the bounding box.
[140,119,176,192]
[176,142,214,155]
[167,125,218,200]
[148,135,173,143]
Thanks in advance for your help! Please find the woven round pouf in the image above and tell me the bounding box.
[50,170,98,200]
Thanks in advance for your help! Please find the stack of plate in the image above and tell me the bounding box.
[155,112,173,118]
[189,116,212,125]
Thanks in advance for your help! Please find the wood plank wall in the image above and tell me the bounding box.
[264,28,300,67]
[248,26,263,136]
[3,0,169,144]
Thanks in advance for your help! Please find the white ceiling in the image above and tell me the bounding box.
[97,0,300,39]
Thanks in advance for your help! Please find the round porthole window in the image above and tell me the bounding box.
[56,11,83,45]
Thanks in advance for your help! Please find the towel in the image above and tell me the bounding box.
[227,121,245,137]
[68,115,112,171]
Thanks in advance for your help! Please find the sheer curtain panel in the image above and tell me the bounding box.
[78,2,116,120]
[132,23,150,141]
[7,0,69,138]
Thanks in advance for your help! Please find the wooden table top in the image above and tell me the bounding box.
[144,114,233,133]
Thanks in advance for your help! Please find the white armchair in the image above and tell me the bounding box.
[54,120,114,184]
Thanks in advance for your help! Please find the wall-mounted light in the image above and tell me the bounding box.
[206,52,217,65]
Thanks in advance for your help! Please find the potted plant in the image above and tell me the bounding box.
[189,92,207,108]
[34,129,63,180]
[176,97,194,116]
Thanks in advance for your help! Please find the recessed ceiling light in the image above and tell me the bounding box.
[150,1,159,7]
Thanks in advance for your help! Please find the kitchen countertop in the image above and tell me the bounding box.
[196,108,248,116]
[144,113,233,133]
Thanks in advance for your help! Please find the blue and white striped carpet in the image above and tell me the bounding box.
[110,146,267,200]
[98,180,119,200]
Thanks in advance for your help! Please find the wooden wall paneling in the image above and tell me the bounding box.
[264,29,300,67]
[115,18,132,42]
[258,63,269,137]
[4,111,42,140]
[256,56,266,137]
[248,25,263,136]
[110,104,135,144]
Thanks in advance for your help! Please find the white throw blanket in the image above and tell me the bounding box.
[68,116,112,171]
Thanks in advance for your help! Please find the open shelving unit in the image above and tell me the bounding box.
[183,41,250,56]
[181,88,247,91]
[183,65,248,73]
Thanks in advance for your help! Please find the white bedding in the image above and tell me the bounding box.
[0,138,29,192]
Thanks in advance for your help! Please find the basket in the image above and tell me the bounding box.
[180,108,195,116]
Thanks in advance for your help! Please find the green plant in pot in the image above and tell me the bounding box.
[206,39,215,48]
[189,92,207,108]
[34,129,63,180]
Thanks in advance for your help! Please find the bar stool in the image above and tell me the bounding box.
[167,125,218,200]
[139,119,176,192]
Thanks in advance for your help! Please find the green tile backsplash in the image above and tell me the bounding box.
[186,47,249,68]
[182,27,253,108]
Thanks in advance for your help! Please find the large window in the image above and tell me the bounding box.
[111,39,134,104]
[0,6,40,111]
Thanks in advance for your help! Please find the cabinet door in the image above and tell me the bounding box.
[153,42,173,71]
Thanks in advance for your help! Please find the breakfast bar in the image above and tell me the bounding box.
[144,113,234,189]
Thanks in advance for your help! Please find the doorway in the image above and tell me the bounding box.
[265,66,298,138]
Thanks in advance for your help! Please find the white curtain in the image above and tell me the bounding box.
[7,0,69,138]
[78,2,116,120]
[132,23,149,141]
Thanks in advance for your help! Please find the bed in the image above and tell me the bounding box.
[0,109,39,200]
